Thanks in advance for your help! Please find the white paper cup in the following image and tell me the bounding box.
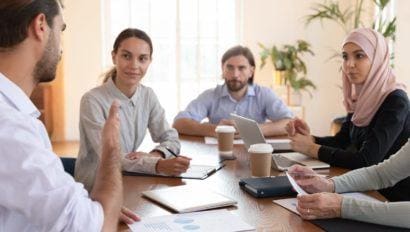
[248,143,273,177]
[215,125,236,156]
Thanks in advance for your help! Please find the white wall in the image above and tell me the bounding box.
[242,0,347,136]
[395,0,410,90]
[64,0,104,140]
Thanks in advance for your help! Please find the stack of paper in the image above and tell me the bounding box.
[128,209,254,232]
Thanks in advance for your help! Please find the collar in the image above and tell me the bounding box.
[220,83,256,99]
[105,77,139,106]
[0,72,40,118]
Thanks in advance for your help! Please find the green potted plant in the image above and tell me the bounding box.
[305,0,395,38]
[304,0,396,63]
[259,40,316,105]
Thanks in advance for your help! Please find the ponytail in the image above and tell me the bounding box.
[103,68,116,83]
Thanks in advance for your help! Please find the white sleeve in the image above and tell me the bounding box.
[333,139,410,193]
[0,117,104,231]
[341,197,410,228]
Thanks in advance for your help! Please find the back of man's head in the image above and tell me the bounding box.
[0,0,62,50]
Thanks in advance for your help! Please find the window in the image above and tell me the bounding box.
[102,0,240,122]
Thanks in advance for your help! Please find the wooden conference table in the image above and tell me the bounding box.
[118,135,381,231]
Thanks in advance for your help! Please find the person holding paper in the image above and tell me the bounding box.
[288,139,410,229]
[75,28,191,192]
[173,45,293,137]
[285,28,410,201]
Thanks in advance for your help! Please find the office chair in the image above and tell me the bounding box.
[330,116,346,136]
[60,157,76,177]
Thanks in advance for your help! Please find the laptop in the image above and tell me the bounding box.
[230,113,330,171]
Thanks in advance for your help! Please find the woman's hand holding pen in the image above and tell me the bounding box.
[156,156,191,176]
[125,149,191,176]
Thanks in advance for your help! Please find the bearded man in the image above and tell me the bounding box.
[173,45,293,137]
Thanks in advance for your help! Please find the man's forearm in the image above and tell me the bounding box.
[260,119,290,137]
[91,148,123,231]
[173,118,216,137]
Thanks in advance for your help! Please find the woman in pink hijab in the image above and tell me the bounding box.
[286,28,410,201]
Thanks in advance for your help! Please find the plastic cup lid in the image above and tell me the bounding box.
[248,143,274,153]
[215,125,236,133]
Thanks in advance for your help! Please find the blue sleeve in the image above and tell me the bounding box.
[174,89,213,122]
[261,87,294,121]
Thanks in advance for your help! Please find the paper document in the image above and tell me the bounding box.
[205,137,290,146]
[273,192,380,215]
[128,209,255,232]
[205,137,244,145]
[285,172,308,195]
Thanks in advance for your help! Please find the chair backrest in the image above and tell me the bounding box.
[330,116,346,136]
[60,157,77,177]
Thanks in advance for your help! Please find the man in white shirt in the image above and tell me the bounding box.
[0,0,137,231]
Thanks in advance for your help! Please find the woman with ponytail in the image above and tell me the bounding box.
[75,28,191,191]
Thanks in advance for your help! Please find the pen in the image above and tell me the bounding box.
[165,146,179,158]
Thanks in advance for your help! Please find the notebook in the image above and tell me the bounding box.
[123,163,225,180]
[123,153,225,179]
[142,185,237,213]
[239,176,296,198]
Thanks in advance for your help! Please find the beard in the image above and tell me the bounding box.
[226,79,247,92]
[33,31,60,83]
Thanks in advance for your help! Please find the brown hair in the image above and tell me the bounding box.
[221,45,255,84]
[103,28,153,83]
[0,0,63,50]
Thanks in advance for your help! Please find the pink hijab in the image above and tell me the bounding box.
[342,28,406,127]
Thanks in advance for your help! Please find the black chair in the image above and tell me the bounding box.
[330,116,346,135]
[60,157,76,177]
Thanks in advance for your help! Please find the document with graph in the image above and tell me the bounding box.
[128,209,254,232]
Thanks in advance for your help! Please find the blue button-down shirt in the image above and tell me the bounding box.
[174,84,293,124]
